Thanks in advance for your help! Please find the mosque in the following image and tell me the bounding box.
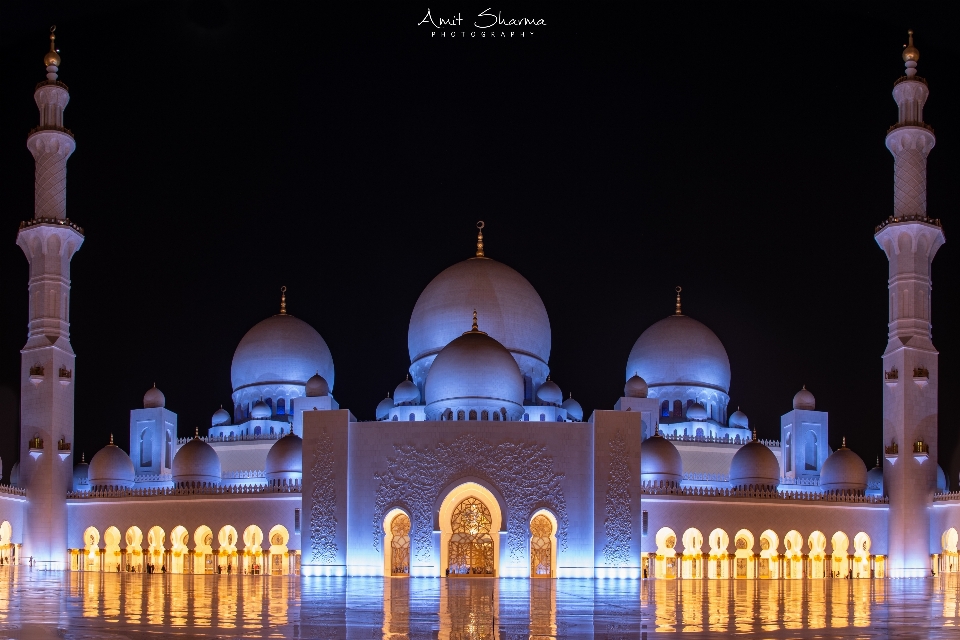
[0,30,958,581]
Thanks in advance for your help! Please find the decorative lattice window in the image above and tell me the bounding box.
[390,513,411,575]
[530,514,552,577]
[448,497,494,575]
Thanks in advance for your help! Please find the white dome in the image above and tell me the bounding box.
[305,373,330,397]
[536,378,562,406]
[728,409,749,428]
[211,407,231,427]
[624,373,648,398]
[251,399,271,419]
[641,434,683,485]
[9,462,19,487]
[424,328,524,420]
[89,439,136,489]
[172,438,221,485]
[820,443,867,493]
[793,386,816,410]
[265,433,303,484]
[231,314,335,394]
[144,384,165,409]
[938,464,948,493]
[729,439,780,489]
[561,394,583,421]
[686,402,707,421]
[626,315,731,393]
[393,376,420,405]
[866,460,883,496]
[408,257,551,387]
[73,457,90,491]
[376,394,394,420]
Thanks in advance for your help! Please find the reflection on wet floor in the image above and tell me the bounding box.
[4,570,960,638]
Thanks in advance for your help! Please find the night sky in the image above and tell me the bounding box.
[1,3,958,486]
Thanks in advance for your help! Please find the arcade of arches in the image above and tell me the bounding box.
[70,524,300,575]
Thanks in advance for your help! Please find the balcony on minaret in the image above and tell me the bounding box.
[58,366,72,386]
[28,436,44,459]
[29,364,44,385]
[57,437,71,461]
[913,440,930,464]
[884,368,899,387]
[884,442,899,465]
[913,366,929,388]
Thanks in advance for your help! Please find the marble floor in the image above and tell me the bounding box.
[2,570,960,638]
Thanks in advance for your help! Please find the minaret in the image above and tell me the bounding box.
[875,31,944,578]
[16,27,84,568]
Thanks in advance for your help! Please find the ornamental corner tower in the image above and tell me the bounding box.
[875,31,944,578]
[16,28,84,568]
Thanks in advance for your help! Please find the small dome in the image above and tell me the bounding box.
[536,378,562,406]
[231,314,335,394]
[251,399,272,419]
[265,433,303,484]
[866,460,883,496]
[641,433,683,485]
[938,464,948,493]
[211,407,231,427]
[424,327,524,421]
[376,394,394,420]
[172,438,221,485]
[686,402,707,421]
[393,376,420,405]
[729,438,781,490]
[728,409,749,428]
[73,456,90,491]
[820,441,867,494]
[561,393,583,421]
[10,462,20,487]
[624,373,648,398]
[144,384,165,409]
[627,315,731,394]
[89,438,136,489]
[305,372,330,397]
[793,386,815,410]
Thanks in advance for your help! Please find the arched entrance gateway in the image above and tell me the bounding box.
[438,482,503,577]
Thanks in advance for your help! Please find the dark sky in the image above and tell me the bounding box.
[1,2,958,486]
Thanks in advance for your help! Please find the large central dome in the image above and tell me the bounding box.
[231,314,335,393]
[408,257,551,389]
[626,315,731,393]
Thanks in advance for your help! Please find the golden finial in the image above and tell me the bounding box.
[476,221,485,257]
[109,433,114,445]
[280,286,287,315]
[44,25,61,68]
[752,429,758,442]
[472,309,479,331]
[842,436,847,448]
[674,286,683,315]
[902,29,920,63]
[194,426,199,438]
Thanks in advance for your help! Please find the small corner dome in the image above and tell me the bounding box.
[729,439,780,489]
[624,373,648,398]
[231,314,335,394]
[561,394,583,421]
[820,445,867,493]
[793,386,816,410]
[89,441,136,488]
[536,378,562,406]
[686,402,707,421]
[641,434,682,485]
[211,407,231,427]
[306,373,329,397]
[866,461,884,495]
[424,329,524,420]
[251,400,271,419]
[10,462,20,486]
[265,433,303,482]
[938,464,948,493]
[144,384,165,409]
[393,377,420,404]
[172,438,221,485]
[376,394,394,420]
[729,409,749,428]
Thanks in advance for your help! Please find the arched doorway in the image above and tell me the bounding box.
[82,526,100,571]
[759,530,779,579]
[784,530,804,579]
[853,532,872,578]
[125,526,144,572]
[808,530,827,578]
[147,526,165,572]
[104,527,122,573]
[707,528,729,579]
[448,497,495,576]
[681,528,703,578]
[831,531,850,578]
[734,529,755,578]
[268,525,290,575]
[218,525,239,574]
[170,526,189,574]
[390,513,411,576]
[655,527,678,579]
[529,511,557,578]
[194,526,214,574]
[243,525,264,575]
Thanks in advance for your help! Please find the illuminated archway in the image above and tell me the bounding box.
[529,510,557,578]
[268,524,290,575]
[218,525,239,573]
[942,528,959,574]
[104,527,122,572]
[147,526,165,572]
[681,528,703,578]
[82,526,100,572]
[831,531,850,578]
[655,527,678,579]
[243,525,264,575]
[758,530,779,579]
[783,530,804,579]
[194,526,214,574]
[734,529,755,578]
[382,508,411,577]
[0,521,12,567]
[438,482,502,578]
[853,532,872,578]
[808,531,827,578]
[707,528,729,579]
[125,526,144,571]
[170,526,189,574]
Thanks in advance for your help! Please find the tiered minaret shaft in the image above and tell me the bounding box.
[16,29,83,568]
[875,31,944,578]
